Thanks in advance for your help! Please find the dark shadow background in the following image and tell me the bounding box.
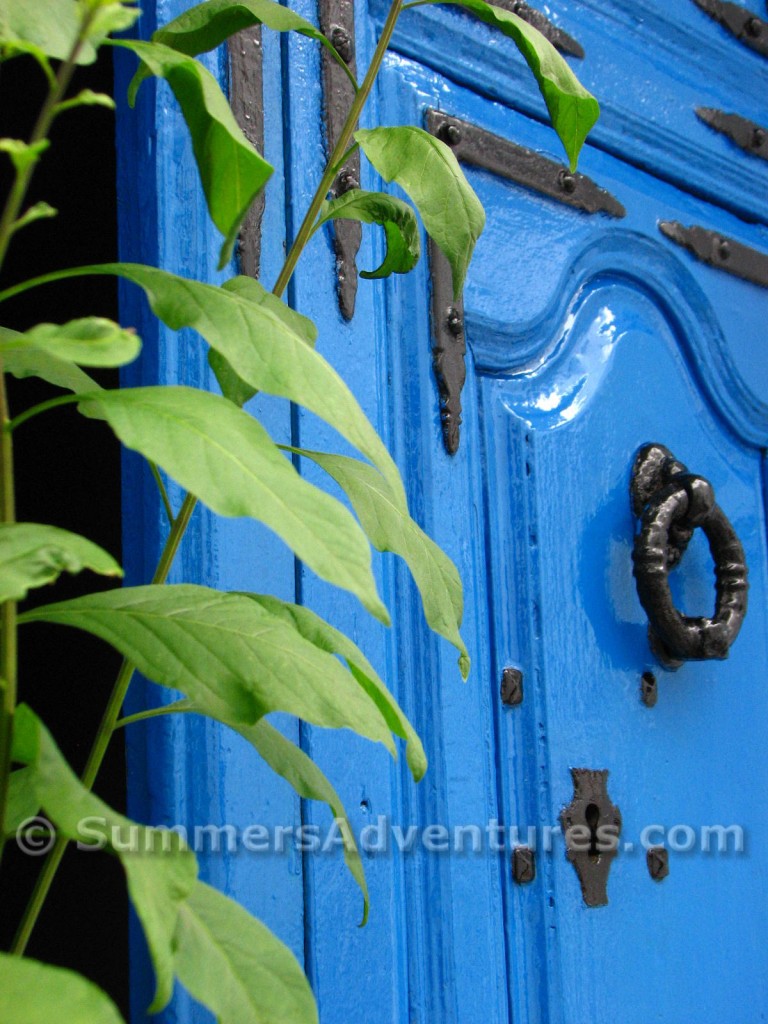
[0,48,128,1015]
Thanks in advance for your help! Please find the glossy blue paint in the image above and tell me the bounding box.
[118,1,768,1021]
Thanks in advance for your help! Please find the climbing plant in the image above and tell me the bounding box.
[0,0,598,1020]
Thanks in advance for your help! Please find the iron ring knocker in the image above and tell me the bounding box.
[630,444,749,669]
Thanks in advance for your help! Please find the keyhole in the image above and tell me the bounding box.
[585,803,601,860]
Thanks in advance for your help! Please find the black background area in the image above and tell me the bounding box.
[0,47,128,1016]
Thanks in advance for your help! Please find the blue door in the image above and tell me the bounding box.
[120,1,768,1021]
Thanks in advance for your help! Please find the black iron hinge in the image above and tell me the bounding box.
[693,0,768,57]
[488,0,584,57]
[426,110,625,455]
[228,29,265,278]
[319,0,360,320]
[659,221,768,288]
[696,107,768,161]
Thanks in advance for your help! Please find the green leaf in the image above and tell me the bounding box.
[87,2,140,45]
[1,324,102,395]
[144,0,356,90]
[1,341,101,396]
[177,705,370,923]
[0,953,127,1024]
[3,767,39,836]
[0,137,49,173]
[10,318,141,368]
[0,39,55,84]
[29,264,407,508]
[0,522,122,603]
[208,348,256,407]
[119,38,273,269]
[12,704,198,1013]
[13,201,57,233]
[291,448,470,679]
[174,880,318,1024]
[20,585,399,753]
[244,594,427,779]
[316,189,420,279]
[356,126,484,298]
[0,0,95,64]
[208,274,317,406]
[221,274,317,346]
[53,88,116,115]
[78,385,388,621]
[433,0,599,170]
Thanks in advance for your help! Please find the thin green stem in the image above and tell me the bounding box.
[11,0,405,954]
[0,7,93,882]
[114,703,192,731]
[0,266,99,306]
[321,42,360,94]
[6,392,84,433]
[149,461,175,526]
[11,493,198,955]
[272,0,404,299]
[0,360,15,866]
[0,19,91,277]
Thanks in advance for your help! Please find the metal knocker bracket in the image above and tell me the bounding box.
[630,444,748,669]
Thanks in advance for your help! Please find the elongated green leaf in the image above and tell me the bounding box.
[0,523,122,604]
[317,189,420,279]
[291,448,470,678]
[175,702,369,923]
[78,385,387,621]
[53,88,116,114]
[119,38,273,269]
[3,767,39,836]
[208,274,317,405]
[356,126,484,298]
[175,880,318,1024]
[20,586,398,753]
[244,594,427,779]
[26,264,407,508]
[12,704,197,1013]
[221,274,317,345]
[0,1,92,64]
[87,2,141,45]
[141,0,355,89]
[13,201,57,233]
[2,348,100,394]
[435,0,598,170]
[6,318,141,368]
[0,0,139,65]
[0,953,126,1024]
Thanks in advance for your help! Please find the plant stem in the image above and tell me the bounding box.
[11,0,405,952]
[149,461,175,526]
[0,360,16,866]
[272,0,403,299]
[11,493,198,955]
[114,703,192,730]
[6,392,84,433]
[0,24,91,277]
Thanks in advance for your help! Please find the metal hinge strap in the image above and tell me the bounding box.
[659,221,768,289]
[319,0,361,320]
[696,107,768,162]
[425,111,625,218]
[488,0,584,57]
[426,109,624,455]
[693,0,768,57]
[228,30,265,277]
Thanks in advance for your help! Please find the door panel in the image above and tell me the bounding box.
[365,48,768,1024]
[122,1,768,1020]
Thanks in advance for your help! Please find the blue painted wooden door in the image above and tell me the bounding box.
[120,1,768,1022]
